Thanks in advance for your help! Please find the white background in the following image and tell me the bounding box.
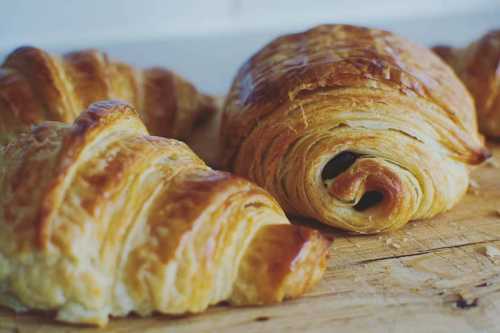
[1,0,499,94]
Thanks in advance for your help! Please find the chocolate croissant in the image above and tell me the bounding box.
[0,46,215,143]
[0,101,330,326]
[222,24,489,233]
[433,29,500,138]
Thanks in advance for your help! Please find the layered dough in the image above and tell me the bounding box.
[222,24,490,233]
[0,101,330,326]
[0,46,215,142]
[434,29,500,138]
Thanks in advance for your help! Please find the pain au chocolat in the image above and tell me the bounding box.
[222,24,489,233]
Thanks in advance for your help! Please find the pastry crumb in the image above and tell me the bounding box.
[485,157,499,168]
[402,237,408,242]
[482,245,500,258]
[455,290,479,309]
[386,238,400,249]
[468,179,480,195]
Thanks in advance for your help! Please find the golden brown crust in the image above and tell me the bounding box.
[0,100,330,326]
[230,224,330,304]
[0,46,216,142]
[222,24,489,233]
[433,30,500,138]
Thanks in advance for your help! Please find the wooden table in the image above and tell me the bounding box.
[1,144,499,333]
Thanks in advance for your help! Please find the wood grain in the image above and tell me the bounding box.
[1,143,500,333]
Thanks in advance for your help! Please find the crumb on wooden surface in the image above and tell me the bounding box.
[383,238,401,249]
[481,245,500,258]
[468,179,480,195]
[485,157,499,168]
[456,297,478,309]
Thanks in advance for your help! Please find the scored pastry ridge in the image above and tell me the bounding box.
[0,100,330,326]
[222,24,490,233]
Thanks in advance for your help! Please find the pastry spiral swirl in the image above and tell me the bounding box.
[434,29,500,138]
[0,46,215,143]
[222,24,490,233]
[0,101,330,326]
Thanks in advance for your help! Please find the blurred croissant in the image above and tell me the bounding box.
[222,24,490,234]
[0,46,215,142]
[433,29,500,138]
[0,101,330,326]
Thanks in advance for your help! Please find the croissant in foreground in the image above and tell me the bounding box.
[433,29,500,138]
[0,101,330,326]
[0,46,215,143]
[222,24,490,233]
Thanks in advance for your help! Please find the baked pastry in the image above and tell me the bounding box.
[0,101,330,326]
[222,24,490,233]
[433,29,500,138]
[0,46,215,143]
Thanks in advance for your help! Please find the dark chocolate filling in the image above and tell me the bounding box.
[354,191,384,211]
[321,151,359,180]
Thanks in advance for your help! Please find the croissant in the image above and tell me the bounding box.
[221,24,490,233]
[433,29,500,138]
[0,101,330,326]
[0,46,215,143]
